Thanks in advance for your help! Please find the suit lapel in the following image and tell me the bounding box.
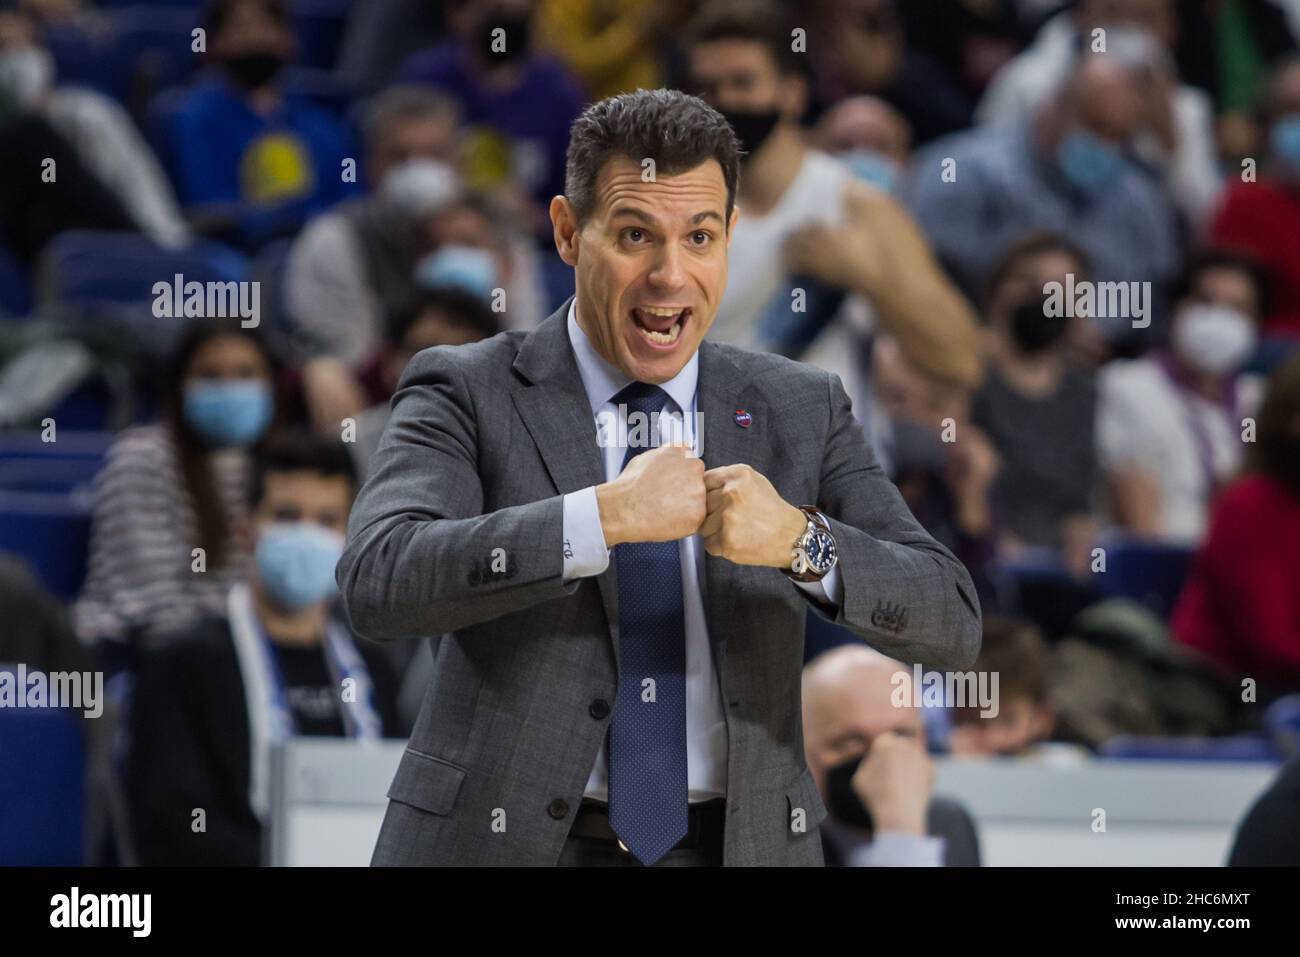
[510,301,620,666]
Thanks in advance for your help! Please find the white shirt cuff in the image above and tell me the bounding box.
[562,486,611,580]
[847,831,945,867]
[793,564,843,607]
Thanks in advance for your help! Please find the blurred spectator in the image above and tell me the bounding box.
[350,286,501,480]
[285,85,462,370]
[1172,354,1300,698]
[0,109,136,265]
[396,0,586,233]
[1228,758,1300,865]
[896,0,1027,100]
[1098,250,1268,542]
[803,645,981,867]
[536,0,684,99]
[293,187,540,434]
[807,0,975,145]
[809,95,913,194]
[128,431,406,866]
[335,0,449,97]
[1174,0,1297,163]
[865,335,1000,609]
[972,234,1099,574]
[1210,55,1300,337]
[976,2,1222,230]
[905,49,1179,322]
[74,322,277,646]
[0,9,189,248]
[684,0,982,413]
[947,615,1060,758]
[0,552,91,674]
[162,0,359,250]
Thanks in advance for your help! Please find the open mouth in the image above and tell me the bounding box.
[630,306,691,349]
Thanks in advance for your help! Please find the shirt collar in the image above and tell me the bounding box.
[566,298,698,414]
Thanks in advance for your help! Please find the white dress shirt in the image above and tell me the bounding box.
[559,300,842,801]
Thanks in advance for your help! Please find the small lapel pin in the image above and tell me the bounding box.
[733,408,752,428]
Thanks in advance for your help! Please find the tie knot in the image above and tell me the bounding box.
[612,381,672,418]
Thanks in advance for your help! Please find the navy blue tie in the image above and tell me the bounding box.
[606,381,689,865]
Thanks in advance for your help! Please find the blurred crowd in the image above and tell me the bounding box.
[2,0,1300,867]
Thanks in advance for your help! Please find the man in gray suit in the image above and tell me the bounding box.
[338,88,981,867]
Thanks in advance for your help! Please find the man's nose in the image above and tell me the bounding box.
[647,242,687,291]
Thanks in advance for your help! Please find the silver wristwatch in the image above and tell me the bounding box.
[786,506,838,582]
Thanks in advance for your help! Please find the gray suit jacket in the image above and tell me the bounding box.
[338,299,982,866]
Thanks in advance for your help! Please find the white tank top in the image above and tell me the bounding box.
[713,148,877,418]
[713,148,858,347]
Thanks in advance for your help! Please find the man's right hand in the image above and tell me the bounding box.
[595,443,706,547]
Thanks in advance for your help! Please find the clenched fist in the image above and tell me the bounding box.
[595,443,706,546]
[851,731,933,836]
[699,464,808,568]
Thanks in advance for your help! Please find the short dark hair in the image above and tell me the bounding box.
[952,615,1052,725]
[983,231,1093,311]
[564,89,740,225]
[251,430,357,509]
[685,0,805,78]
[1170,247,1271,320]
[386,287,501,347]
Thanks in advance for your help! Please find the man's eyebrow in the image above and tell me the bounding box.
[608,207,725,227]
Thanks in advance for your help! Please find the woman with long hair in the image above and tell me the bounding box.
[1172,354,1300,701]
[74,320,279,647]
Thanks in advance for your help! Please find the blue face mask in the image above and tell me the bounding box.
[183,380,273,447]
[415,245,499,300]
[840,148,898,193]
[1057,128,1125,194]
[255,522,345,611]
[1270,114,1300,171]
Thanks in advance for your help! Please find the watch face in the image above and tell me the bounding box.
[806,530,836,571]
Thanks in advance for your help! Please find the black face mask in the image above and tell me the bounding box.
[720,106,782,160]
[221,51,285,90]
[824,754,874,831]
[1009,295,1069,354]
[482,14,531,63]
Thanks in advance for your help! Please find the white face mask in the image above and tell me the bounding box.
[1171,303,1257,377]
[380,158,459,217]
[0,47,54,109]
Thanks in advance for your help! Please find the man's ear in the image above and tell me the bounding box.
[550,195,580,267]
[726,205,740,247]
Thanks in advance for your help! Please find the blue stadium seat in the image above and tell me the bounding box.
[44,22,129,102]
[114,6,204,96]
[292,0,352,70]
[39,231,248,308]
[0,457,103,496]
[0,678,86,866]
[0,430,114,463]
[1094,539,1196,620]
[0,491,94,602]
[1099,734,1280,762]
[0,242,32,318]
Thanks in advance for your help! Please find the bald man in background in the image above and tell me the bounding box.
[803,645,980,867]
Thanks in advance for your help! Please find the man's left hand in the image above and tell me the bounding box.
[699,464,808,569]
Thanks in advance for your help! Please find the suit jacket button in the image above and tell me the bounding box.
[589,698,610,720]
[547,798,569,820]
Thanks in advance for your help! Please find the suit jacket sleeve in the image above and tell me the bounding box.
[337,345,578,641]
[817,372,982,671]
